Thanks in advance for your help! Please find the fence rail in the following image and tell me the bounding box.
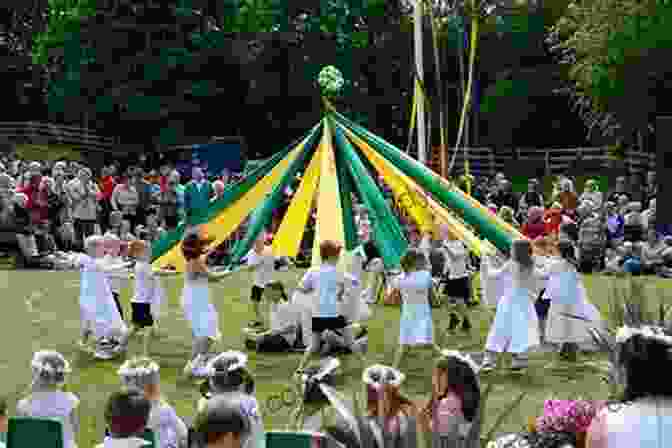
[434,147,655,177]
[0,121,115,152]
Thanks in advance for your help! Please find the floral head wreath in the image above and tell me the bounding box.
[31,351,71,377]
[439,350,480,377]
[362,364,405,389]
[117,358,160,389]
[206,351,248,377]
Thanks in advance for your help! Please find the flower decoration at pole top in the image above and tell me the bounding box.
[318,65,345,98]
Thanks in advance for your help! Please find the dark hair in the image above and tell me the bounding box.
[558,240,578,269]
[193,395,252,445]
[424,357,481,422]
[104,390,151,438]
[619,334,672,402]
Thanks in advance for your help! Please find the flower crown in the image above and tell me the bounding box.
[31,351,71,376]
[615,325,672,346]
[362,364,405,388]
[205,351,248,377]
[440,350,480,375]
[118,358,160,379]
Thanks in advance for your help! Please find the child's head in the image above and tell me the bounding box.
[85,235,106,258]
[400,248,427,273]
[117,357,161,399]
[497,206,515,223]
[319,240,342,264]
[103,233,122,257]
[182,233,215,260]
[30,350,71,390]
[128,239,150,261]
[105,390,151,439]
[213,180,226,198]
[193,394,253,448]
[13,192,28,208]
[431,352,481,422]
[362,365,407,419]
[206,352,253,395]
[109,211,123,229]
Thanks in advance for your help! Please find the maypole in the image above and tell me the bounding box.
[413,0,427,165]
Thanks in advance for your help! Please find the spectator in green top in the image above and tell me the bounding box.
[184,167,213,235]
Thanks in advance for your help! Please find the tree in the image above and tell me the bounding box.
[548,0,672,144]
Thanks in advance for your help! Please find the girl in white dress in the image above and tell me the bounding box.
[544,240,604,361]
[16,351,79,448]
[481,239,548,372]
[180,233,228,376]
[78,235,132,359]
[117,357,188,448]
[392,248,441,370]
[127,240,166,356]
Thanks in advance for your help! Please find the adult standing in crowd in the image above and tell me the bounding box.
[111,170,140,230]
[517,178,544,224]
[488,178,518,211]
[131,166,153,231]
[67,167,100,249]
[184,167,213,236]
[98,165,117,234]
[158,170,182,232]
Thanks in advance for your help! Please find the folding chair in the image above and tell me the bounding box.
[7,417,63,448]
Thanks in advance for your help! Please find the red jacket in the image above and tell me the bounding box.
[17,176,48,224]
[100,175,117,200]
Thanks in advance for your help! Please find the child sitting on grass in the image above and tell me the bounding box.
[16,351,79,448]
[96,390,151,448]
[117,357,188,448]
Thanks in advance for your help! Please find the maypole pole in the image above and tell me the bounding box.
[413,0,427,165]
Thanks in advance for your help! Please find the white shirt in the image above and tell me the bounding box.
[300,264,346,318]
[97,437,149,448]
[132,261,159,304]
[269,302,299,346]
[391,270,432,305]
[246,247,276,288]
[102,254,128,293]
[16,391,79,448]
[443,240,468,279]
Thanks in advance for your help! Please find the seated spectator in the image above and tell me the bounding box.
[555,178,578,221]
[521,206,546,240]
[605,202,625,248]
[13,193,39,264]
[623,202,643,242]
[16,351,79,448]
[640,229,665,275]
[578,200,604,273]
[192,394,255,448]
[117,358,188,448]
[97,390,151,448]
[0,396,7,447]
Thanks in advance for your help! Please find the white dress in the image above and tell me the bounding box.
[181,271,220,339]
[591,397,672,448]
[16,391,79,448]
[484,260,546,354]
[392,270,434,345]
[480,254,512,309]
[79,255,127,340]
[544,259,603,345]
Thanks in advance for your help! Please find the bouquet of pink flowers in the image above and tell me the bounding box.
[536,399,599,435]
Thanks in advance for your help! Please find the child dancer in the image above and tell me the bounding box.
[180,232,228,376]
[78,235,132,358]
[127,240,166,355]
[101,233,128,321]
[245,232,277,329]
[545,240,604,361]
[441,229,473,333]
[294,240,365,374]
[350,239,383,308]
[16,351,79,448]
[391,248,441,370]
[481,239,548,372]
[117,357,188,448]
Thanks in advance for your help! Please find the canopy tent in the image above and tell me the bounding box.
[150,108,524,273]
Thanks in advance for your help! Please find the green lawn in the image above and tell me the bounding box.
[1,270,669,446]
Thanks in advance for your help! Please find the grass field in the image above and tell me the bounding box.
[1,269,670,446]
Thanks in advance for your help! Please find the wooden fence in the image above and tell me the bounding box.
[0,121,115,152]
[434,147,655,178]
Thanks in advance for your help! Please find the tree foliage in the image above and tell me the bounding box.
[548,0,672,141]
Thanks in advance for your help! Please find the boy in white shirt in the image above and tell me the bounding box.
[294,240,366,374]
[245,233,278,329]
[102,233,129,321]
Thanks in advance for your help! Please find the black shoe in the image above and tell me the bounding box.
[245,339,257,350]
[448,313,460,331]
[461,317,472,332]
